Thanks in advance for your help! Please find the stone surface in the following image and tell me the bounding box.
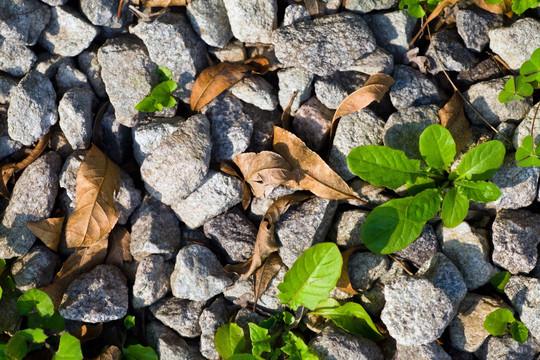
[365,10,417,58]
[513,102,540,151]
[0,0,51,46]
[292,97,333,151]
[348,252,390,291]
[244,103,281,153]
[0,111,22,161]
[396,342,451,360]
[77,48,107,98]
[150,297,205,338]
[425,29,476,74]
[276,197,337,268]
[309,325,384,360]
[7,71,58,146]
[229,76,278,111]
[172,170,244,229]
[395,224,440,268]
[0,75,16,104]
[147,321,204,360]
[100,104,132,165]
[222,0,277,44]
[283,4,310,26]
[132,255,172,309]
[346,47,394,75]
[456,58,505,88]
[475,333,540,360]
[34,53,75,79]
[131,12,207,104]
[199,297,238,360]
[277,67,314,115]
[272,13,376,76]
[132,116,183,165]
[80,0,132,30]
[58,87,96,150]
[328,209,368,248]
[170,244,232,301]
[492,209,540,274]
[314,71,368,110]
[59,265,128,323]
[10,245,60,291]
[495,121,516,152]
[55,63,90,96]
[456,8,503,52]
[0,37,36,77]
[186,0,232,48]
[344,0,399,14]
[390,65,444,110]
[0,152,61,259]
[505,276,540,342]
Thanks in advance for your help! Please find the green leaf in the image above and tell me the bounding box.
[28,312,65,332]
[121,344,158,360]
[0,259,5,272]
[17,329,47,344]
[282,312,295,325]
[248,323,272,357]
[515,135,540,167]
[456,141,506,181]
[454,180,501,203]
[229,355,259,360]
[151,81,178,107]
[135,97,160,112]
[516,156,540,167]
[277,243,343,310]
[281,332,317,360]
[484,308,516,336]
[52,333,83,360]
[399,0,426,17]
[156,66,173,82]
[347,145,423,189]
[520,49,540,82]
[485,0,503,3]
[441,187,469,228]
[0,344,6,360]
[490,271,511,293]
[510,321,529,344]
[362,197,426,254]
[309,302,383,340]
[406,188,442,222]
[512,0,540,14]
[405,176,437,196]
[215,323,246,360]
[419,124,456,170]
[17,289,54,317]
[124,315,136,329]
[5,334,27,360]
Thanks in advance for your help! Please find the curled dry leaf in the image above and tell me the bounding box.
[281,91,297,131]
[219,162,252,210]
[253,253,283,311]
[74,323,103,344]
[439,92,472,153]
[26,215,65,252]
[470,0,513,17]
[91,345,122,360]
[403,48,430,74]
[65,145,120,248]
[335,247,361,295]
[409,0,461,46]
[135,0,189,7]
[273,126,363,201]
[244,57,270,75]
[105,226,133,269]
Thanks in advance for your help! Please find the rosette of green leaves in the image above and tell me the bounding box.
[499,48,540,103]
[135,66,178,112]
[398,0,443,18]
[484,308,529,344]
[487,0,540,15]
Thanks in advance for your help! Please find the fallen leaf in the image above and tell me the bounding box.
[439,92,472,153]
[219,162,252,210]
[105,226,133,269]
[331,73,394,137]
[336,247,361,295]
[137,0,189,6]
[403,48,430,74]
[233,152,296,198]
[91,345,122,360]
[304,0,320,16]
[74,323,103,343]
[409,0,461,46]
[26,215,65,252]
[470,0,513,17]
[281,91,297,131]
[253,253,283,310]
[244,57,270,75]
[273,127,363,201]
[65,145,120,248]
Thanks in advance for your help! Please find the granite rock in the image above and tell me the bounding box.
[425,29,476,74]
[365,10,417,58]
[0,37,36,77]
[58,87,96,150]
[283,4,310,26]
[223,0,277,44]
[309,325,384,360]
[0,0,51,46]
[199,297,238,360]
[505,276,540,342]
[229,76,278,111]
[100,104,132,165]
[55,63,90,96]
[147,321,205,360]
[314,71,369,110]
[77,48,107,98]
[513,102,540,151]
[395,224,440,268]
[187,0,232,48]
[390,65,444,110]
[345,47,394,75]
[292,97,333,151]
[277,67,314,115]
[328,209,369,248]
[150,297,205,338]
[348,251,390,291]
[475,333,540,360]
[80,0,132,30]
[10,245,60,291]
[244,103,281,153]
[396,342,451,360]
[456,8,503,52]
[344,0,399,14]
[132,116,183,165]
[132,255,172,309]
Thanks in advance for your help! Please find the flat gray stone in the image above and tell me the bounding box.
[309,325,384,360]
[344,0,399,14]
[150,297,205,338]
[187,0,232,48]
[59,87,96,150]
[147,321,205,360]
[277,67,314,115]
[132,255,172,309]
[396,342,451,360]
[425,29,476,74]
[0,0,51,46]
[283,4,310,26]
[0,75,16,104]
[132,116,183,165]
[223,0,277,44]
[0,107,22,161]
[390,65,444,110]
[80,0,132,30]
[11,245,60,291]
[475,333,540,360]
[345,47,394,75]
[0,37,36,77]
[328,209,368,248]
[505,276,540,343]
[209,40,246,63]
[365,9,417,58]
[77,48,107,98]
[456,8,503,52]
[395,224,440,268]
[55,63,90,96]
[229,76,278,111]
[348,251,390,291]
[314,71,369,110]
[34,53,75,79]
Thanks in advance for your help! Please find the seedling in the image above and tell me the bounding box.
[347,124,505,254]
[484,308,529,344]
[487,0,540,14]
[135,66,178,113]
[490,271,512,293]
[399,0,443,18]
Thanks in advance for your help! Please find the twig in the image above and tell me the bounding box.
[387,254,414,276]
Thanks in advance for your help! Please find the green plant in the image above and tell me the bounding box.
[347,124,505,254]
[135,66,178,113]
[484,308,529,344]
[399,0,443,17]
[490,271,512,293]
[214,243,382,360]
[487,0,540,14]
[499,48,540,103]
[121,316,158,360]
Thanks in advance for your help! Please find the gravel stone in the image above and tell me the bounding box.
[395,224,440,268]
[150,297,205,338]
[132,116,183,165]
[495,121,516,152]
[132,255,172,309]
[345,47,394,75]
[272,13,377,76]
[199,297,238,360]
[77,49,107,98]
[348,252,390,291]
[475,332,540,360]
[456,8,503,52]
[186,0,232,48]
[456,58,504,88]
[0,37,36,77]
[314,71,368,110]
[390,65,444,110]
[328,209,368,248]
[0,152,61,258]
[244,103,281,153]
[80,0,132,30]
[100,104,132,165]
[0,113,22,161]
[58,87,96,150]
[383,105,440,159]
[209,40,246,63]
[277,197,337,268]
[147,321,205,360]
[59,265,128,323]
[34,53,75,79]
[229,77,278,111]
[7,71,58,146]
[55,63,90,96]
[10,245,60,291]
[505,276,540,342]
[344,0,399,13]
[0,75,16,104]
[309,325,384,360]
[140,114,211,205]
[328,109,385,180]
[365,10,417,58]
[513,102,540,151]
[131,12,207,104]
[425,29,476,74]
[0,0,50,46]
[283,4,310,26]
[222,0,277,44]
[277,67,314,115]
[396,342,451,360]
[292,97,333,151]
[38,6,98,57]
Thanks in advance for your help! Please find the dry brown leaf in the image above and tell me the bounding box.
[138,0,189,7]
[281,91,297,131]
[331,73,394,137]
[105,226,133,269]
[219,162,252,210]
[404,48,430,74]
[273,127,363,201]
[409,0,461,46]
[91,345,122,360]
[233,152,296,198]
[304,0,320,16]
[253,253,282,311]
[470,0,513,16]
[439,92,472,153]
[336,247,361,295]
[65,145,120,248]
[26,215,65,252]
[244,57,270,75]
[74,323,103,343]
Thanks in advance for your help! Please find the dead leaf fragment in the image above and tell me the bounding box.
[409,0,461,46]
[470,0,513,17]
[281,91,296,131]
[74,323,103,343]
[91,345,122,360]
[136,0,189,7]
[219,162,252,210]
[65,145,120,248]
[253,253,282,310]
[439,92,472,153]
[105,226,133,269]
[336,247,360,295]
[403,48,430,74]
[26,215,65,252]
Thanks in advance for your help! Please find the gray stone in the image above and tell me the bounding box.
[234,309,266,351]
[464,76,533,126]
[456,58,505,88]
[396,342,451,360]
[59,87,96,150]
[132,116,183,165]
[0,113,22,161]
[0,37,36,77]
[131,12,207,104]
[272,13,377,76]
[348,252,390,291]
[203,207,256,263]
[383,105,440,159]
[495,122,516,152]
[309,325,384,360]
[49,130,72,160]
[130,196,182,261]
[328,209,368,248]
[223,0,277,44]
[277,67,314,115]
[283,4,310,26]
[77,49,107,98]
[209,40,246,63]
[199,297,238,360]
[328,109,385,180]
[132,255,172,309]
[229,77,278,111]
[80,0,132,30]
[10,245,60,291]
[40,0,68,6]
[314,71,369,110]
[276,197,337,268]
[395,224,440,268]
[505,276,540,342]
[0,0,50,46]
[150,297,205,338]
[390,66,444,110]
[55,63,89,97]
[59,265,128,323]
[475,333,540,360]
[365,10,417,58]
[34,53,75,79]
[513,102,540,151]
[98,36,158,127]
[0,152,61,259]
[381,253,467,345]
[0,75,16,104]
[345,0,399,14]
[345,47,394,75]
[492,209,540,274]
[358,285,385,318]
[186,0,232,48]
[489,18,540,70]
[456,9,503,52]
[170,244,232,301]
[425,29,476,74]
[243,103,281,152]
[38,6,98,57]
[100,104,132,165]
[140,114,211,205]
[292,97,333,151]
[147,321,204,360]
[7,71,58,146]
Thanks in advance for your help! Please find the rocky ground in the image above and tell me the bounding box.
[1,0,540,359]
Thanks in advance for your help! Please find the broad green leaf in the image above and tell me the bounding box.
[156,66,173,82]
[28,312,65,332]
[135,97,160,112]
[510,321,529,344]
[515,75,534,97]
[0,259,5,272]
[282,312,295,325]
[516,156,540,167]
[249,323,272,357]
[347,145,423,189]
[515,135,540,167]
[121,344,158,360]
[521,49,540,82]
[406,176,437,196]
[5,334,27,360]
[215,323,246,359]
[455,180,501,203]
[456,141,505,181]
[17,289,54,317]
[512,0,540,14]
[309,302,383,340]
[484,308,515,336]
[314,298,340,310]
[0,344,6,360]
[399,0,426,17]
[52,333,83,360]
[441,188,469,228]
[419,124,456,170]
[406,188,441,222]
[281,332,318,360]
[362,197,426,254]
[230,355,259,360]
[17,329,47,344]
[0,287,2,301]
[490,271,511,293]
[258,315,278,330]
[151,81,178,107]
[124,315,136,329]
